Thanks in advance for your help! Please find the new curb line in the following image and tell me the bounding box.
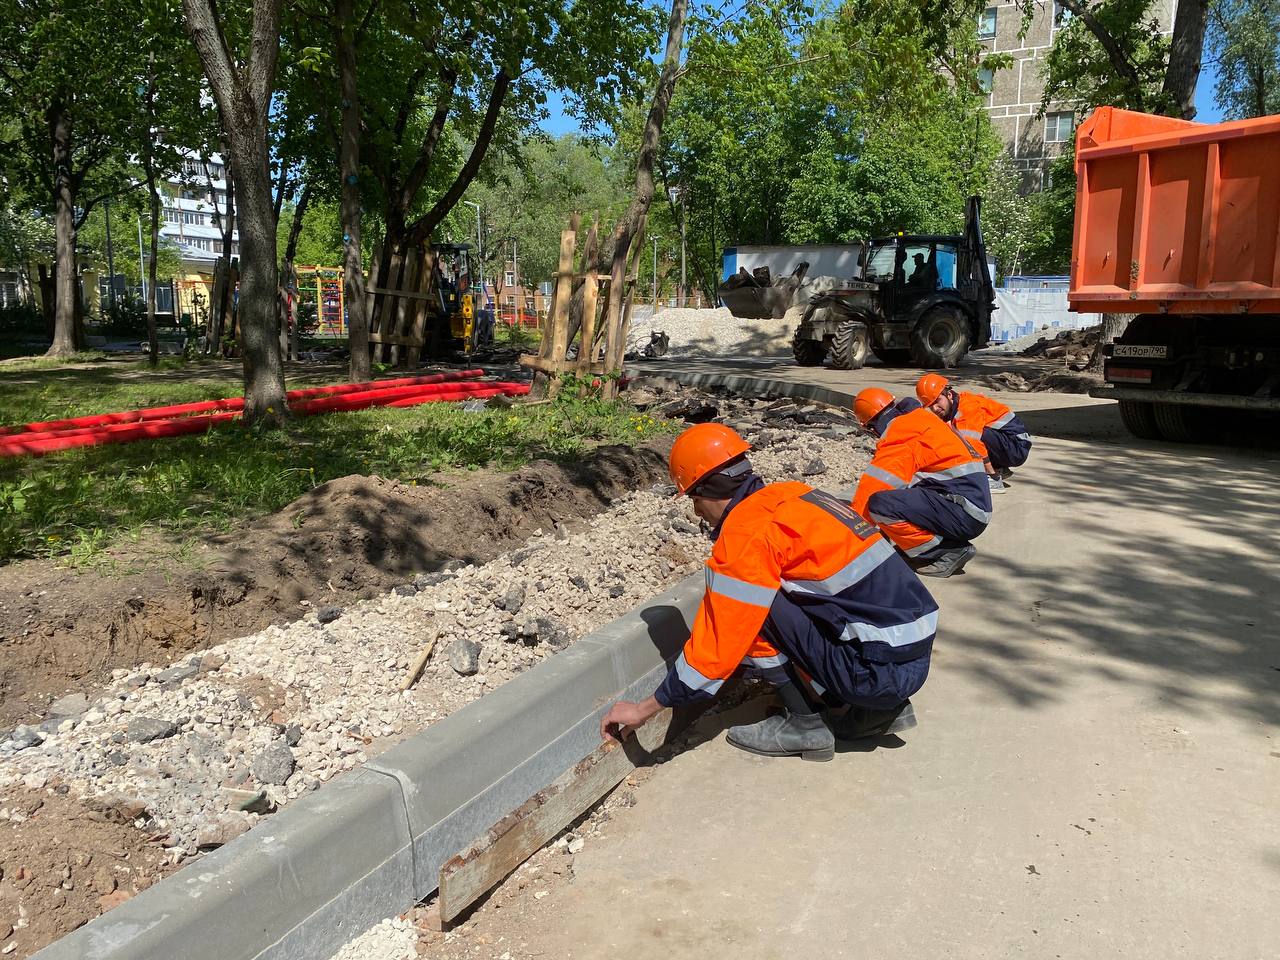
[33,574,706,960]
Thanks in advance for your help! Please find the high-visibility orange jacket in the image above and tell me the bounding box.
[946,392,1028,459]
[852,406,990,554]
[654,482,938,708]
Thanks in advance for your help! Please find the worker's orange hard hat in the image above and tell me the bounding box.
[853,387,895,426]
[916,373,950,406]
[668,423,751,496]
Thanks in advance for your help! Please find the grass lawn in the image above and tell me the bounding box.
[0,356,670,565]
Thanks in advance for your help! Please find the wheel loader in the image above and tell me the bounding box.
[791,196,995,369]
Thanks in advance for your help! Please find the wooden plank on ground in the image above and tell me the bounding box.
[436,708,674,926]
[368,331,432,347]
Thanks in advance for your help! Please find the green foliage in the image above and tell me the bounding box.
[650,0,998,298]
[1039,0,1172,113]
[1208,0,1280,118]
[0,360,672,563]
[461,135,630,286]
[277,198,344,266]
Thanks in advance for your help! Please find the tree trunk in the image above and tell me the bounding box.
[336,0,371,382]
[1086,313,1134,372]
[1162,0,1209,118]
[231,144,287,421]
[146,174,161,367]
[600,0,689,391]
[182,0,286,422]
[47,102,79,357]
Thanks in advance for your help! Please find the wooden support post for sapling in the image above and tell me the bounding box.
[576,216,602,376]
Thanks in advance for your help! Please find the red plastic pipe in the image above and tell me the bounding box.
[0,370,487,436]
[1,378,495,446]
[0,381,529,458]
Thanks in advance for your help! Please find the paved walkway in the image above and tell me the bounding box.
[493,367,1280,959]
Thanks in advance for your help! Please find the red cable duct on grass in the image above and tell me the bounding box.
[0,370,487,437]
[0,380,530,458]
[0,377,500,447]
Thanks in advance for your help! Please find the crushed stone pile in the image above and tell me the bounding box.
[0,383,874,880]
[632,306,799,358]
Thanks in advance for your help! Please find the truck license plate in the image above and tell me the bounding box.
[1113,344,1168,359]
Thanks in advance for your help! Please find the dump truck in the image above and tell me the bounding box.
[1072,107,1280,441]
[790,196,996,369]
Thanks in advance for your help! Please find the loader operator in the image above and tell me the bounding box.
[599,423,938,762]
[916,373,1032,493]
[851,388,990,578]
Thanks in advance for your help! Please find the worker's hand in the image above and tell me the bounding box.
[600,700,650,743]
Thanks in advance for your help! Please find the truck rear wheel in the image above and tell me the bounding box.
[910,306,971,368]
[829,321,869,370]
[791,330,825,366]
[1117,399,1161,440]
[1153,402,1209,443]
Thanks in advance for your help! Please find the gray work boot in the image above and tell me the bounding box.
[830,701,917,741]
[988,476,1007,495]
[726,711,835,762]
[911,544,977,578]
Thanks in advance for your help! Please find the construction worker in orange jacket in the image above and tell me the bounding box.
[851,387,990,578]
[916,373,1032,494]
[599,423,939,761]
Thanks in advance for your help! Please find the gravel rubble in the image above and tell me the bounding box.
[633,306,799,358]
[0,384,874,948]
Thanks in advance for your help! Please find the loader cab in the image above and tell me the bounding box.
[861,235,961,308]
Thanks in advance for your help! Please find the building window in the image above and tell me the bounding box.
[163,209,179,223]
[504,271,515,287]
[524,298,535,312]
[978,7,996,38]
[1045,111,1075,143]
[978,68,994,94]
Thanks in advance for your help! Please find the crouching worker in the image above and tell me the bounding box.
[599,423,938,762]
[852,388,991,578]
[916,373,1031,492]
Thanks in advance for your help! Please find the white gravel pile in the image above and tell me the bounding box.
[634,306,798,358]
[330,917,417,960]
[0,386,874,872]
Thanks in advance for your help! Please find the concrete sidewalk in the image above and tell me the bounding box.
[484,430,1280,959]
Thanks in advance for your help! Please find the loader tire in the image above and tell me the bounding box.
[792,331,826,367]
[910,306,971,368]
[1117,399,1161,440]
[829,321,869,370]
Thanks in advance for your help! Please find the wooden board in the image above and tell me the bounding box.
[368,331,426,347]
[436,708,674,926]
[518,354,605,376]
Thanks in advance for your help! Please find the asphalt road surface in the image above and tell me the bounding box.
[492,359,1280,960]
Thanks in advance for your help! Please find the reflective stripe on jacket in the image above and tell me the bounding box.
[654,483,938,708]
[951,392,1031,456]
[852,406,992,544]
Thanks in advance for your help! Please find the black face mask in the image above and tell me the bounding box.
[688,454,753,499]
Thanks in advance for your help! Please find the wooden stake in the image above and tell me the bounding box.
[401,630,439,692]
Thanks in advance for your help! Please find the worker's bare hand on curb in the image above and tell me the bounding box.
[600,701,645,742]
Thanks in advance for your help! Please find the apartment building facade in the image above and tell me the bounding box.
[161,154,238,265]
[978,0,1179,189]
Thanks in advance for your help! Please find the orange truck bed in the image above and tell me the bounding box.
[1069,106,1280,315]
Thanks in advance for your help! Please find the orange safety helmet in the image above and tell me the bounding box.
[916,373,950,406]
[668,423,751,496]
[853,387,895,426]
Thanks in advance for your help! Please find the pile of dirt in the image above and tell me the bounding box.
[978,369,1103,395]
[1018,325,1100,365]
[0,788,169,958]
[0,444,670,730]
